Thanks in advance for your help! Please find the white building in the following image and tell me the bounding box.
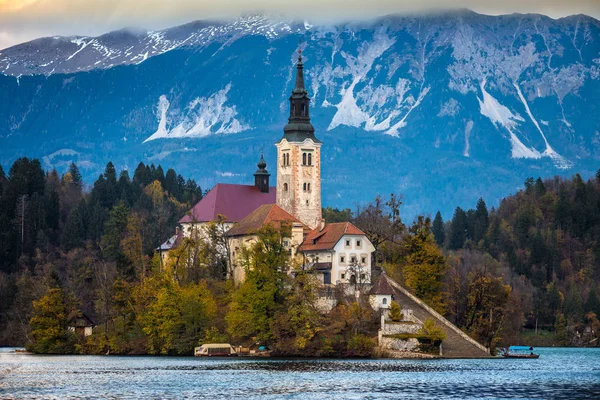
[299,222,375,285]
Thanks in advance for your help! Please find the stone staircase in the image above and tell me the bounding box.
[385,276,490,358]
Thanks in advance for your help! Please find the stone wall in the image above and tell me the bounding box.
[379,337,419,352]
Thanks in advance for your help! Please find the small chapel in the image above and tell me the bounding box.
[158,51,375,286]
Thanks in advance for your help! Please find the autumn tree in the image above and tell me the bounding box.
[465,269,511,350]
[226,225,291,342]
[402,216,447,313]
[28,288,79,354]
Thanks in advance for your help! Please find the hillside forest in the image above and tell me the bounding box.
[0,157,599,355]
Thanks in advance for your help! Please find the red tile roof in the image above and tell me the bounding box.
[299,222,366,251]
[179,183,276,224]
[226,204,307,237]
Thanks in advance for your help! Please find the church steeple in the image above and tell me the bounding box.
[276,50,323,230]
[282,50,321,143]
[253,153,270,193]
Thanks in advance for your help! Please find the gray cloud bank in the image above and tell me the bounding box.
[1,0,599,49]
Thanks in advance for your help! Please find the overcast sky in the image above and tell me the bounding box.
[1,0,599,50]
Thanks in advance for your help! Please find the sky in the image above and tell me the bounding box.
[1,0,599,50]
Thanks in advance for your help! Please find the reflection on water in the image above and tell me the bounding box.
[1,348,598,399]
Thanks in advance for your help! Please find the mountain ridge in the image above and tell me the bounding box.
[0,10,598,219]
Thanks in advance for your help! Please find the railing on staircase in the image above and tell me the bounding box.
[386,276,490,355]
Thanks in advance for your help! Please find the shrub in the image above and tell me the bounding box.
[389,301,404,322]
[346,334,375,357]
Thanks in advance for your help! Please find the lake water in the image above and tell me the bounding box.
[1,347,598,399]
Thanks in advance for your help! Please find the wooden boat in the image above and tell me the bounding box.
[502,346,540,359]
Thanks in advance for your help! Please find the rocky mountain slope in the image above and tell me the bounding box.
[1,10,598,218]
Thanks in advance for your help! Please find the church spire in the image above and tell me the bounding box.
[254,152,270,193]
[282,49,321,143]
[294,50,306,93]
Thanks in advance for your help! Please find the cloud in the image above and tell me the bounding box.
[0,0,599,49]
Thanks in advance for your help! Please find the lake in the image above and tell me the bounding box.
[1,347,598,399]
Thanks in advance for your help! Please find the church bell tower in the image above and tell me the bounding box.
[275,51,323,230]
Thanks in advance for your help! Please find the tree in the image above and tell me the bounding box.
[389,301,404,322]
[226,225,291,342]
[135,275,216,355]
[432,211,445,247]
[472,198,489,244]
[402,216,447,313]
[465,268,511,350]
[68,162,83,190]
[322,207,353,223]
[535,177,546,196]
[62,204,86,251]
[353,194,404,263]
[563,283,584,324]
[585,284,600,316]
[101,201,130,272]
[28,288,78,354]
[448,207,468,250]
[273,269,322,354]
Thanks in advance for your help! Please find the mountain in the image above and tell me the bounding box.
[1,11,599,218]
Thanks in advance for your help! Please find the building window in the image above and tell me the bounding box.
[361,257,367,264]
[307,183,311,191]
[306,200,309,205]
[340,256,345,263]
[283,240,290,247]
[360,273,365,280]
[302,153,307,165]
[303,183,307,191]
[283,183,288,191]
[356,240,361,247]
[341,273,345,280]
[346,240,351,246]
[382,298,387,305]
[301,103,306,116]
[308,153,312,166]
[351,256,357,263]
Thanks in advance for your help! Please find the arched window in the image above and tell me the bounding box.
[303,183,307,191]
[382,298,387,305]
[302,153,307,165]
[301,103,306,116]
[283,183,288,191]
[307,153,312,166]
[286,154,290,165]
[307,183,311,191]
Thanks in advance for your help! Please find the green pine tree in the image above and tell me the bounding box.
[432,211,445,247]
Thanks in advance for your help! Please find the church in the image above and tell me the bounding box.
[159,51,375,286]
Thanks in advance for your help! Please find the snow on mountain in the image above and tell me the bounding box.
[143,84,249,142]
[0,15,301,76]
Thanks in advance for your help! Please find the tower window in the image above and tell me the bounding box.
[306,200,309,205]
[303,183,307,191]
[283,183,288,192]
[308,153,312,166]
[302,153,307,165]
[282,153,290,166]
[301,103,306,116]
[307,183,311,191]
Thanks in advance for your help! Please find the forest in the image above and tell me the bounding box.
[0,157,599,355]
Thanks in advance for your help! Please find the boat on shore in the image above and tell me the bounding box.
[502,346,540,359]
[194,343,238,357]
